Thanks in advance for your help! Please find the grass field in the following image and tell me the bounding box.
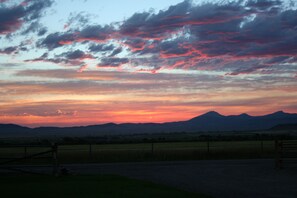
[0,175,210,198]
[0,140,276,164]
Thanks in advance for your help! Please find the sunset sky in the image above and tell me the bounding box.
[0,0,296,127]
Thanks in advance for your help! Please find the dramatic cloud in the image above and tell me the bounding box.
[119,1,191,39]
[0,46,18,54]
[38,25,114,50]
[109,47,123,57]
[115,0,296,74]
[31,0,297,76]
[59,50,94,60]
[79,25,114,42]
[88,44,115,53]
[98,57,129,67]
[21,21,48,36]
[65,12,91,29]
[25,50,94,68]
[0,0,53,35]
[124,38,147,52]
[246,0,282,10]
[37,32,76,50]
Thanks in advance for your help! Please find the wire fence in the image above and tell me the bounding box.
[0,140,278,164]
[275,140,297,169]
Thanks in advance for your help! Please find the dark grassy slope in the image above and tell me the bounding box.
[1,111,297,137]
[0,175,209,198]
[271,123,297,130]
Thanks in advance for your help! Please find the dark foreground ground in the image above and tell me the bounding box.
[1,159,297,198]
[0,175,206,198]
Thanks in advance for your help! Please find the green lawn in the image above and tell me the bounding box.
[0,175,210,198]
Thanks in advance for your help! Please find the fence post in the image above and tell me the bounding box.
[151,143,154,155]
[275,140,282,169]
[89,144,93,160]
[24,146,27,157]
[52,143,59,176]
[261,140,264,153]
[207,141,210,154]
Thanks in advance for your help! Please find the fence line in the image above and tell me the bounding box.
[1,140,295,167]
[275,140,297,169]
[0,143,59,175]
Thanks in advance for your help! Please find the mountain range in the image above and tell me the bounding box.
[0,111,297,138]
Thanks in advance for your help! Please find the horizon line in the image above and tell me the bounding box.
[1,110,295,128]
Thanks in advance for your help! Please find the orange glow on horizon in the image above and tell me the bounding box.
[1,105,297,128]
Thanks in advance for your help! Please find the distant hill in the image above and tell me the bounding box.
[0,111,297,138]
[271,123,297,131]
[0,124,32,137]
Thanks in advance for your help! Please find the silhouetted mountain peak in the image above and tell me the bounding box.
[188,111,223,122]
[272,110,285,115]
[239,113,251,117]
[265,110,290,118]
[1,111,297,137]
[201,111,223,117]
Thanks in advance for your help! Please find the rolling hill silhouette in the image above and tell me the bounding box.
[1,111,297,137]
